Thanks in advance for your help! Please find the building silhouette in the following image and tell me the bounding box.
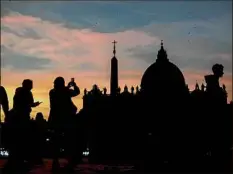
[81,40,232,172]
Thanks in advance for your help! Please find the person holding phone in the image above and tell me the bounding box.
[12,79,42,120]
[4,79,42,171]
[48,76,80,172]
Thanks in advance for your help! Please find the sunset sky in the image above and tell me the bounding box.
[1,1,232,120]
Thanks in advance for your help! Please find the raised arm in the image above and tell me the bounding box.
[69,83,80,97]
[31,103,39,107]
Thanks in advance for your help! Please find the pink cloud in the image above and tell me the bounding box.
[1,12,159,71]
[1,12,41,23]
[216,53,232,60]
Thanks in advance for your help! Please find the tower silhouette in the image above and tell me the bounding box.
[110,40,118,96]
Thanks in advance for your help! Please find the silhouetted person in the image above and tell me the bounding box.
[13,79,42,121]
[4,79,41,171]
[33,112,46,165]
[72,110,87,167]
[0,86,9,156]
[48,77,80,172]
[0,86,9,119]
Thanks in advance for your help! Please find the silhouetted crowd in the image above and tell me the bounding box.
[0,77,86,173]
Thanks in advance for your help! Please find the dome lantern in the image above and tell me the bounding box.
[157,40,168,62]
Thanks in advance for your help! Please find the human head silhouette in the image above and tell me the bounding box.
[36,112,44,121]
[54,76,65,89]
[212,64,224,78]
[22,79,33,90]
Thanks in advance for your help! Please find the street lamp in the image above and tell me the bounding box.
[0,148,9,158]
[82,148,89,156]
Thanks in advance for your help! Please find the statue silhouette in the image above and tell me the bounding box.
[117,86,121,94]
[222,84,226,91]
[91,84,102,96]
[84,88,87,96]
[103,87,107,95]
[131,86,134,94]
[195,81,199,90]
[205,64,227,105]
[124,85,128,93]
[205,64,224,93]
[136,86,140,94]
[201,83,205,91]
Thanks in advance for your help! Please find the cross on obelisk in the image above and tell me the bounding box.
[112,40,117,56]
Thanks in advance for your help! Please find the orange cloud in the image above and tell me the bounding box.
[1,12,159,70]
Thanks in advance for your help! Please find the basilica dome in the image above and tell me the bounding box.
[140,41,186,97]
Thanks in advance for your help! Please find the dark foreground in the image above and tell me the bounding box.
[1,158,232,174]
[0,158,136,174]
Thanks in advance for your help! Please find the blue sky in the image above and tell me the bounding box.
[2,1,232,32]
[1,1,232,118]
